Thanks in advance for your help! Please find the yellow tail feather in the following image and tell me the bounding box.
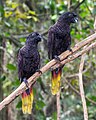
[51,68,62,95]
[22,88,34,114]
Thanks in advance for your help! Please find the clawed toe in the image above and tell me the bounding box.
[67,47,73,53]
[23,78,29,89]
[36,69,42,74]
[54,55,61,62]
[54,55,62,66]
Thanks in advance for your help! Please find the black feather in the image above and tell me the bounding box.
[18,32,41,82]
[47,12,78,95]
[48,12,78,59]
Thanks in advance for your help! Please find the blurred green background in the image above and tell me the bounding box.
[0,0,96,120]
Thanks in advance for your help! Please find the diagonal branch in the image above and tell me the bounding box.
[0,33,96,111]
[52,33,96,69]
[53,42,96,70]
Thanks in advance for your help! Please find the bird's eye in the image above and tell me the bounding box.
[68,13,72,17]
[73,12,77,17]
[36,33,39,36]
[33,32,39,36]
[32,33,36,36]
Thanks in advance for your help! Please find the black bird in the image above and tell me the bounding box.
[18,32,42,114]
[48,12,78,95]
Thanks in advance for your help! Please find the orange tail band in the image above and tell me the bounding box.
[51,68,62,95]
[22,87,34,114]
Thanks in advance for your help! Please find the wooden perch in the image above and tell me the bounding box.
[0,33,96,111]
[54,41,96,69]
[79,52,88,120]
[57,91,61,120]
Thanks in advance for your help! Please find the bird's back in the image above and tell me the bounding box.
[18,45,40,80]
[48,22,71,59]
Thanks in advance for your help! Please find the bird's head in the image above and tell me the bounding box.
[58,12,78,24]
[26,32,42,45]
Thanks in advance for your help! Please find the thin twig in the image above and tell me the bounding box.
[3,36,21,47]
[94,16,96,32]
[66,61,91,79]
[74,0,85,10]
[57,91,61,120]
[0,34,96,111]
[79,53,88,120]
[13,30,48,39]
[65,78,96,105]
[85,2,93,16]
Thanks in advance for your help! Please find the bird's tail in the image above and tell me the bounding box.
[21,87,33,114]
[51,67,62,95]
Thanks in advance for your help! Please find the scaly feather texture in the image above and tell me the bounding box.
[48,12,78,95]
[18,32,41,114]
[51,68,62,95]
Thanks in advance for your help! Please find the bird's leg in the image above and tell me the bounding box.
[50,55,62,71]
[54,55,60,61]
[23,78,29,89]
[67,46,74,59]
[54,55,62,66]
[36,69,42,74]
[50,67,53,71]
[67,46,73,53]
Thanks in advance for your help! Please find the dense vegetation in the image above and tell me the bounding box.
[0,0,96,120]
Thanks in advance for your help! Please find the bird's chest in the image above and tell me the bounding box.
[54,31,71,55]
[56,33,70,47]
[23,50,40,71]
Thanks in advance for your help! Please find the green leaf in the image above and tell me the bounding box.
[3,80,11,88]
[44,59,49,64]
[11,2,18,9]
[20,38,26,43]
[4,21,11,27]
[49,0,55,10]
[33,88,37,96]
[0,5,4,18]
[0,75,6,81]
[52,112,57,120]
[35,111,46,120]
[13,78,20,87]
[4,32,10,37]
[29,10,36,15]
[36,100,46,110]
[32,16,38,21]
[6,63,16,70]
[16,101,22,108]
[51,15,57,20]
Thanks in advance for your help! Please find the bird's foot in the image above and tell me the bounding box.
[54,55,62,66]
[67,47,74,59]
[67,47,73,53]
[36,69,42,74]
[50,67,53,71]
[23,78,29,89]
[54,55,61,62]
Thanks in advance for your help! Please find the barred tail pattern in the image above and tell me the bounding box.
[22,87,34,114]
[51,68,62,95]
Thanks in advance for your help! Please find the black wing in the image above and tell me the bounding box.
[18,49,24,81]
[48,29,55,60]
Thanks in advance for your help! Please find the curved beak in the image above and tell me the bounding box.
[74,17,78,23]
[37,35,42,42]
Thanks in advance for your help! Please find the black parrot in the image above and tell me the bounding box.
[18,32,42,114]
[48,12,78,95]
